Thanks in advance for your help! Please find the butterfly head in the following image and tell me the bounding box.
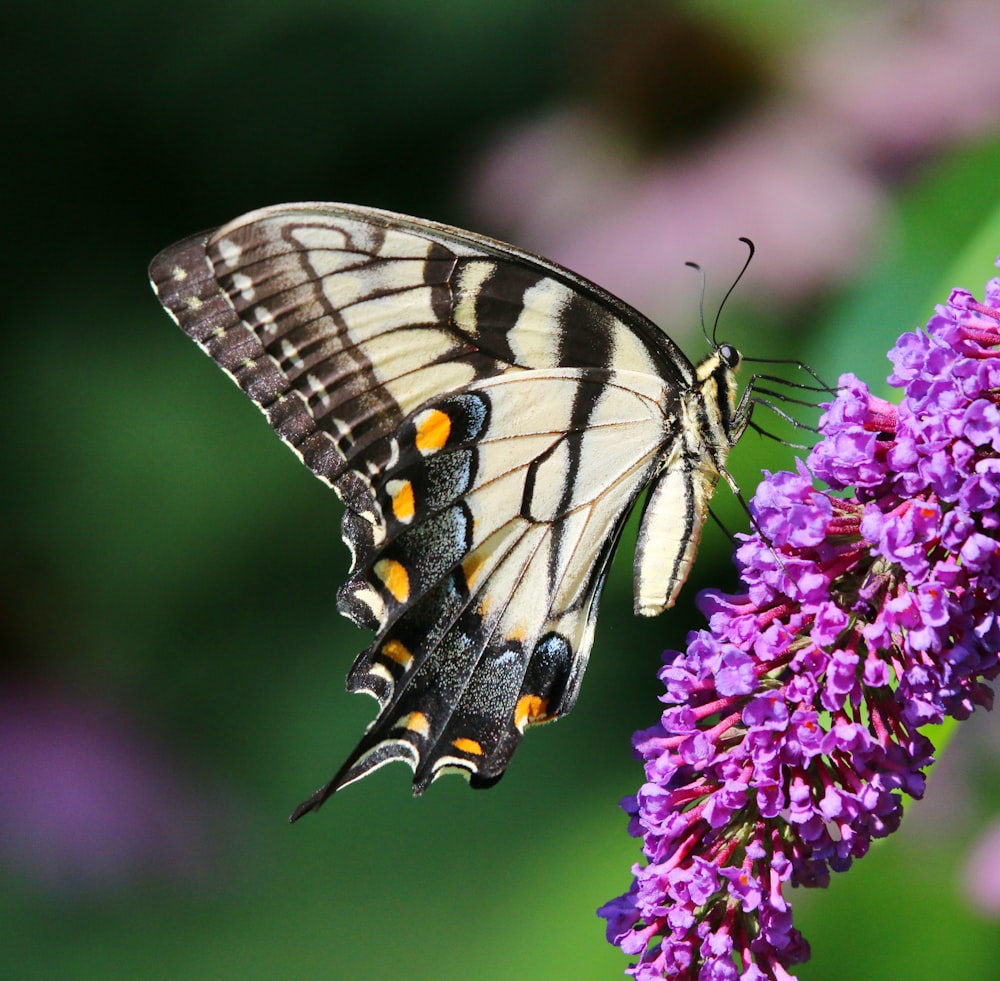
[695,341,741,388]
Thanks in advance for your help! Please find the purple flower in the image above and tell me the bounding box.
[0,684,233,892]
[600,260,1000,979]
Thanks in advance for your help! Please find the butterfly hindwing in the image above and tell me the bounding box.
[306,370,673,808]
[149,202,737,811]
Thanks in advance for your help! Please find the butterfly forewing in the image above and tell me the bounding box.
[149,202,738,813]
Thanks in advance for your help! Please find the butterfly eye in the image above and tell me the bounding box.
[719,343,741,369]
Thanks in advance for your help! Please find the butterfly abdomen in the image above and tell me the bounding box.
[632,345,743,617]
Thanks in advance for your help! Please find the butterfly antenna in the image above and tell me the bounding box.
[709,237,755,346]
[685,259,711,348]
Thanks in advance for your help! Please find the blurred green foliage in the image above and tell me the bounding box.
[6,1,1000,978]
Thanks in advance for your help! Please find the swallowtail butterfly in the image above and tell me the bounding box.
[149,203,751,818]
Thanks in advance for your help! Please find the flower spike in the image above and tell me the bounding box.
[601,262,1000,979]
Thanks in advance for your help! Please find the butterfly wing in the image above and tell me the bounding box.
[149,203,693,810]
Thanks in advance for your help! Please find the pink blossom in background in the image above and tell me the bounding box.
[801,1,1000,168]
[466,1,1000,330]
[470,107,883,321]
[962,817,1000,916]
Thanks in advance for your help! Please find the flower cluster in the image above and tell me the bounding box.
[599,263,1000,980]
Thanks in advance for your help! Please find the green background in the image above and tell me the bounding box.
[6,2,1000,978]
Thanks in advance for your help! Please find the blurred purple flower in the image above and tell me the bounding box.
[962,817,1000,916]
[0,685,230,892]
[600,263,1000,978]
[469,106,883,319]
[800,1,1000,168]
[466,2,1000,326]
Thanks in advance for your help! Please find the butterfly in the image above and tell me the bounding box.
[149,202,751,819]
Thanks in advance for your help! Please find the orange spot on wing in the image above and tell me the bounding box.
[415,408,451,454]
[397,711,430,737]
[515,694,551,731]
[381,639,413,669]
[388,479,415,523]
[374,558,410,602]
[452,737,483,755]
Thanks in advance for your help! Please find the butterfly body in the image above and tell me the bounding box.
[149,203,746,815]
